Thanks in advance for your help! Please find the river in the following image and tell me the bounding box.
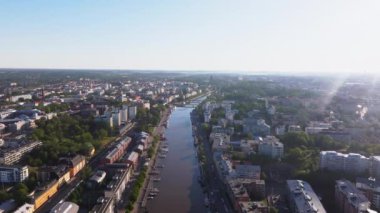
[146,98,207,213]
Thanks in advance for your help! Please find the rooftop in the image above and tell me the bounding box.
[287,180,326,213]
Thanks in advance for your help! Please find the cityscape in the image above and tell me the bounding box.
[1,1,379,213]
[1,71,380,213]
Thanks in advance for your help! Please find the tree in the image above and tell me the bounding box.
[13,183,29,204]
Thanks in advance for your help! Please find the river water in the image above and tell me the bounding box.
[146,99,207,213]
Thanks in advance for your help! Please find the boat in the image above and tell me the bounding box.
[148,196,154,200]
[153,178,161,182]
[149,170,160,175]
[151,188,160,193]
[149,192,158,196]
[158,154,167,158]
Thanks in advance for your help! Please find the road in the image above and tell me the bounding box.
[35,123,135,213]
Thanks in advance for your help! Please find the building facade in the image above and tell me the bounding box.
[0,165,28,183]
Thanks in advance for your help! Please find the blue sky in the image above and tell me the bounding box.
[1,0,379,74]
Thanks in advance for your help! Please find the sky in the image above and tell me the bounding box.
[0,0,379,74]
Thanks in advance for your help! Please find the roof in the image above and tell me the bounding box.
[50,201,79,213]
[287,180,326,213]
[336,179,369,208]
[70,155,85,166]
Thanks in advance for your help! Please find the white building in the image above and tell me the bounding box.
[320,151,369,174]
[258,136,284,159]
[10,94,32,102]
[49,201,79,213]
[0,165,28,183]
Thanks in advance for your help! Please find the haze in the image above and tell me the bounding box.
[1,0,379,74]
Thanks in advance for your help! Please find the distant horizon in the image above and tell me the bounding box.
[0,67,377,77]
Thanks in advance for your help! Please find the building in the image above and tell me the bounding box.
[288,125,302,133]
[88,170,107,187]
[104,167,132,203]
[0,141,42,165]
[128,105,137,120]
[59,155,86,178]
[232,165,261,180]
[14,203,34,213]
[356,177,380,210]
[258,136,284,159]
[370,156,380,179]
[0,199,17,212]
[50,201,79,213]
[226,179,250,212]
[243,118,270,137]
[210,133,230,152]
[335,179,371,213]
[287,180,326,213]
[32,180,59,209]
[213,151,234,179]
[111,110,121,127]
[305,122,331,135]
[238,201,268,213]
[320,151,369,174]
[10,94,32,102]
[102,137,131,165]
[120,105,128,123]
[125,151,139,169]
[89,197,114,213]
[204,110,211,123]
[95,115,113,128]
[0,165,28,183]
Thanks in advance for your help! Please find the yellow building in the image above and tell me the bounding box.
[57,169,71,187]
[69,155,86,178]
[33,180,59,209]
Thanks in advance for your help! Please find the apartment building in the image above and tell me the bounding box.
[258,136,284,159]
[356,177,380,210]
[335,179,371,213]
[0,165,28,183]
[0,141,42,165]
[320,151,369,174]
[232,165,261,180]
[287,180,326,213]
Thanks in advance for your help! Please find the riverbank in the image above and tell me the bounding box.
[130,108,171,213]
